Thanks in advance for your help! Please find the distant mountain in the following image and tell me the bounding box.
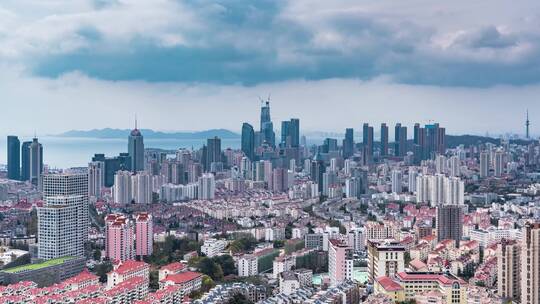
[57,128,240,139]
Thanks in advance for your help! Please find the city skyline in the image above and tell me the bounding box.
[1,1,540,135]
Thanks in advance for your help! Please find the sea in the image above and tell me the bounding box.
[0,137,241,169]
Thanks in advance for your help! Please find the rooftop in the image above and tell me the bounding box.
[2,256,76,273]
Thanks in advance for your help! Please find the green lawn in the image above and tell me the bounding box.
[2,256,76,273]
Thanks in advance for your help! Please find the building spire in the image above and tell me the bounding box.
[135,114,138,130]
[526,109,530,139]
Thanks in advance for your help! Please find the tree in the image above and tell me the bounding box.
[197,257,223,281]
[227,293,253,304]
[93,249,102,261]
[285,222,294,239]
[201,275,215,292]
[213,255,236,276]
[149,270,159,290]
[93,261,113,283]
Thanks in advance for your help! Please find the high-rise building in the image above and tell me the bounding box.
[21,141,32,181]
[7,136,20,180]
[449,156,461,177]
[289,118,300,148]
[38,172,89,259]
[88,161,105,198]
[436,205,463,246]
[114,171,133,204]
[322,138,338,153]
[281,120,291,146]
[343,128,354,159]
[206,137,222,171]
[328,239,354,286]
[394,123,407,157]
[391,170,402,194]
[128,123,145,172]
[480,151,490,178]
[241,123,255,161]
[526,110,530,139]
[521,222,540,304]
[363,123,374,164]
[260,101,275,147]
[380,123,389,157]
[494,150,505,177]
[497,239,520,301]
[132,172,152,204]
[29,138,43,186]
[198,173,215,200]
[105,214,134,262]
[135,213,153,257]
[92,153,131,187]
[367,240,405,283]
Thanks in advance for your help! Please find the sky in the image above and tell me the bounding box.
[1,0,540,137]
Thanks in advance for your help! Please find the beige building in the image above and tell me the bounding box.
[521,223,540,304]
[497,239,520,301]
[367,240,405,283]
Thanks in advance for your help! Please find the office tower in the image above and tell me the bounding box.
[128,122,145,172]
[414,126,427,162]
[413,123,420,145]
[170,161,185,185]
[425,123,446,158]
[92,153,131,187]
[436,205,463,246]
[281,120,290,146]
[380,123,388,157]
[391,170,402,194]
[362,123,374,165]
[394,123,407,157]
[322,138,338,153]
[310,159,325,193]
[526,110,530,139]
[289,119,300,148]
[367,240,405,283]
[7,136,20,180]
[198,173,215,200]
[132,172,152,204]
[114,171,133,204]
[497,239,520,301]
[260,101,275,147]
[29,137,43,186]
[88,161,105,198]
[521,223,540,304]
[328,239,354,286]
[241,123,255,161]
[21,141,32,181]
[135,213,153,257]
[206,136,222,171]
[494,151,504,177]
[105,214,134,262]
[449,156,461,177]
[343,128,354,159]
[263,160,273,189]
[480,151,489,178]
[38,172,89,259]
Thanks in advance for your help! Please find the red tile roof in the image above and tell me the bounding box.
[376,276,403,291]
[161,271,202,284]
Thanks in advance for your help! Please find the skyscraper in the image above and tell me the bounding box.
[480,151,490,178]
[363,123,374,164]
[329,239,354,286]
[206,136,222,170]
[380,123,388,157]
[21,141,32,181]
[436,205,463,247]
[241,123,255,161]
[88,161,105,198]
[281,120,291,146]
[394,123,407,157]
[526,110,530,139]
[521,222,540,304]
[128,122,145,172]
[260,101,275,147]
[38,172,89,259]
[494,150,505,177]
[7,136,20,180]
[289,118,300,148]
[29,137,43,186]
[391,170,402,194]
[343,128,354,159]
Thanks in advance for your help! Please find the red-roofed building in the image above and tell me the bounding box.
[107,260,150,289]
[105,276,148,304]
[63,269,100,291]
[158,262,187,281]
[374,276,404,302]
[160,271,202,296]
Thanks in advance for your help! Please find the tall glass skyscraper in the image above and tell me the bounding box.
[241,123,255,161]
[260,101,275,147]
[29,138,43,186]
[21,141,32,181]
[7,136,20,180]
[128,123,145,172]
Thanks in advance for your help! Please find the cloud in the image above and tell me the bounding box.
[0,0,539,86]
